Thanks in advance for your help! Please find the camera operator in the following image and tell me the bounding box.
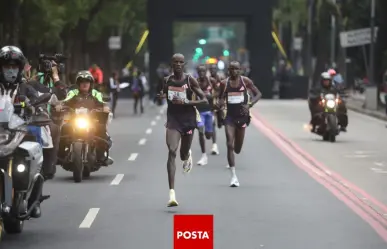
[28,54,67,180]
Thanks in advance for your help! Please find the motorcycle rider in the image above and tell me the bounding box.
[58,70,113,165]
[0,45,47,217]
[308,72,348,132]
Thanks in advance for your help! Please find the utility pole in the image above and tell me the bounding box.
[330,0,336,66]
[307,0,314,88]
[370,0,376,86]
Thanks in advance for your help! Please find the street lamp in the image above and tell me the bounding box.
[198,39,207,45]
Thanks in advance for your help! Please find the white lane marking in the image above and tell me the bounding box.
[79,208,100,228]
[146,128,152,134]
[128,153,138,161]
[374,162,384,167]
[110,174,124,185]
[139,138,146,145]
[160,109,164,114]
[344,154,371,158]
[151,121,156,126]
[355,151,376,154]
[156,115,161,120]
[371,168,387,173]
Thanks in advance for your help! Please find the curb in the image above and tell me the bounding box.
[347,104,387,121]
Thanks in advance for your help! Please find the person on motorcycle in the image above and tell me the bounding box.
[58,70,113,165]
[308,72,348,132]
[0,45,47,218]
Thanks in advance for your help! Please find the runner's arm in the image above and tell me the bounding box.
[244,77,262,107]
[187,76,208,105]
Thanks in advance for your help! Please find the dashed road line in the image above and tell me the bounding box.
[146,128,152,134]
[128,153,138,161]
[139,138,146,145]
[110,174,124,185]
[156,115,160,120]
[151,121,156,126]
[79,208,100,228]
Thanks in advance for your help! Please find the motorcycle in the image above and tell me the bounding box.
[312,93,340,142]
[0,93,51,241]
[58,106,111,183]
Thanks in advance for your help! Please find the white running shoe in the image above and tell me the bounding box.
[197,154,208,166]
[211,144,219,155]
[225,164,230,169]
[167,189,178,207]
[230,175,240,187]
[183,150,193,173]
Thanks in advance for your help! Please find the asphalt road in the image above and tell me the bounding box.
[2,99,387,249]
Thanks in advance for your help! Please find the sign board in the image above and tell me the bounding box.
[208,27,220,39]
[221,28,234,39]
[108,36,121,50]
[340,27,378,48]
[293,37,303,51]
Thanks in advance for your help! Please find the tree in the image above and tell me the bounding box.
[0,0,147,76]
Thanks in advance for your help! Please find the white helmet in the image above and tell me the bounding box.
[321,72,331,80]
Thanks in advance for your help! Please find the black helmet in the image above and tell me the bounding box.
[0,46,26,83]
[75,70,94,89]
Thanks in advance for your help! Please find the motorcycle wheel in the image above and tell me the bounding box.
[3,217,23,234]
[326,115,337,143]
[0,219,4,242]
[72,142,84,183]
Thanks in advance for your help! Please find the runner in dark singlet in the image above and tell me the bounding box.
[217,61,262,187]
[209,64,224,155]
[159,54,208,207]
[195,65,218,166]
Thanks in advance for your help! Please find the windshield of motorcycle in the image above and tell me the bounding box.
[0,96,15,123]
[324,94,336,100]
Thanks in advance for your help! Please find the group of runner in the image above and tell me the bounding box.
[159,53,262,207]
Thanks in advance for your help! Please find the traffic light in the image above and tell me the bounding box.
[198,39,207,45]
[223,50,230,56]
[195,47,203,54]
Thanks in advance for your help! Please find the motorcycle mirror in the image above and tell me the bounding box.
[31,93,51,106]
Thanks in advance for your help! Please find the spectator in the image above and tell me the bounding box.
[89,63,104,92]
[109,71,120,118]
[129,66,145,114]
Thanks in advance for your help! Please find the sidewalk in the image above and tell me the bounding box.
[346,92,387,120]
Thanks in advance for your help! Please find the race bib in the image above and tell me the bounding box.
[168,86,187,101]
[227,92,244,104]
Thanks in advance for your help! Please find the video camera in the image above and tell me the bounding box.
[37,54,67,74]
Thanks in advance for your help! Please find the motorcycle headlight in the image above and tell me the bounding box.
[16,164,26,173]
[75,118,89,129]
[326,100,336,108]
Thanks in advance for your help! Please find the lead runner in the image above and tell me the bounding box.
[159,53,208,206]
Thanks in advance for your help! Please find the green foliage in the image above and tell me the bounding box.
[273,0,308,35]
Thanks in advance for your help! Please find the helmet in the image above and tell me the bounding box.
[328,68,336,76]
[320,72,332,87]
[321,72,331,80]
[0,46,26,83]
[75,70,94,87]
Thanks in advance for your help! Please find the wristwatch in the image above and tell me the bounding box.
[184,98,189,104]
